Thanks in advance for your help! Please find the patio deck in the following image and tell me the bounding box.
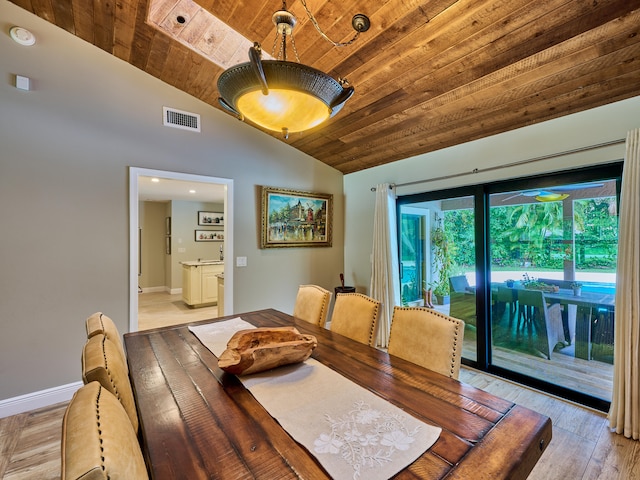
[463,325,613,402]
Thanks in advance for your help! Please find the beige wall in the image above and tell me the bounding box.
[343,95,639,294]
[139,201,167,290]
[0,1,344,401]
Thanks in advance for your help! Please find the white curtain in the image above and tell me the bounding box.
[370,183,400,348]
[609,128,640,439]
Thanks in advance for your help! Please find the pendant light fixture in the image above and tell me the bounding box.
[217,0,370,139]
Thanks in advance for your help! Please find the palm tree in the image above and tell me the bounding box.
[502,202,564,267]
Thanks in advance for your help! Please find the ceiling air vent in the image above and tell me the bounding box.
[163,107,200,132]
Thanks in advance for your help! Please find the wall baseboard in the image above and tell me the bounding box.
[0,381,82,418]
[139,286,166,293]
[138,286,182,295]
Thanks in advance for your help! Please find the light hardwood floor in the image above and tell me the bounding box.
[137,291,220,330]
[2,294,638,479]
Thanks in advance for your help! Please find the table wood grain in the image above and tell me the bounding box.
[124,309,552,479]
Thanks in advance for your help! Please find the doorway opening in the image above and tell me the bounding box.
[129,167,234,332]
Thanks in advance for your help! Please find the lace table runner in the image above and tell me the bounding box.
[189,319,441,480]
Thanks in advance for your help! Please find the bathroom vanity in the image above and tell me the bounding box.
[181,260,224,307]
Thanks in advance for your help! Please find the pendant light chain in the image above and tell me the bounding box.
[271,0,301,61]
[271,29,301,62]
[289,34,301,62]
[299,0,361,47]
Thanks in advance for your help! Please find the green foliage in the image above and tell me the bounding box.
[501,203,563,265]
[444,209,475,267]
[485,197,618,270]
[431,216,452,296]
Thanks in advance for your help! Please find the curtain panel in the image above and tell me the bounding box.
[370,184,400,348]
[609,128,640,439]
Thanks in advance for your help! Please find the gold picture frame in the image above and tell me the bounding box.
[260,186,332,248]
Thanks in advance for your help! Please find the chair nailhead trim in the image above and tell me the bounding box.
[391,306,463,378]
[100,337,121,400]
[94,385,107,472]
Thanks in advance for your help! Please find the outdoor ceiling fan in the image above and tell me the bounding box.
[501,183,604,202]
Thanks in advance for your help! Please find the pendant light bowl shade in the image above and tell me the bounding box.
[218,60,354,135]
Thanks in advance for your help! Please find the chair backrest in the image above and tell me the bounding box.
[85,312,127,371]
[516,289,565,359]
[449,275,470,293]
[388,306,465,379]
[82,334,138,432]
[293,285,332,327]
[61,381,148,480]
[329,293,381,346]
[496,286,517,303]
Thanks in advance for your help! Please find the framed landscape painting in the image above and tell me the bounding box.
[260,186,333,248]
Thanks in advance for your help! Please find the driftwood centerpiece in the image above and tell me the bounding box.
[218,326,317,375]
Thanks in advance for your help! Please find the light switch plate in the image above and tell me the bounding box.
[16,75,30,91]
[236,256,247,267]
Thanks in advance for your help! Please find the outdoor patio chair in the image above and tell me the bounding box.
[496,286,518,328]
[515,289,565,359]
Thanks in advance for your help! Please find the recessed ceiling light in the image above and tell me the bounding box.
[10,26,36,46]
[189,189,196,194]
[151,178,160,183]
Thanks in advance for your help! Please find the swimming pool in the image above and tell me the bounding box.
[581,283,616,295]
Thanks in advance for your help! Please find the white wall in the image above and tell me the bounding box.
[343,96,639,293]
[0,1,344,404]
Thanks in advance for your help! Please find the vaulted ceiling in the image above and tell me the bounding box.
[9,0,640,174]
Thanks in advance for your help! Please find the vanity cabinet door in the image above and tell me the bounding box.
[182,265,201,305]
[201,266,220,304]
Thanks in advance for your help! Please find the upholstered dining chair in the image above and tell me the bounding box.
[61,381,148,480]
[292,284,332,327]
[329,293,381,346]
[82,334,139,433]
[85,312,127,370]
[388,306,465,379]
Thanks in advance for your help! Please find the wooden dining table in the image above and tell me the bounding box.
[124,309,552,479]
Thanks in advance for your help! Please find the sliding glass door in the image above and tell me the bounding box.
[397,165,621,410]
[399,195,477,362]
[488,179,618,402]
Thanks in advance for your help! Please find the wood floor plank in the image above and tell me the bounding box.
[0,413,27,478]
[1,404,65,480]
[137,291,220,330]
[528,426,596,480]
[582,427,640,480]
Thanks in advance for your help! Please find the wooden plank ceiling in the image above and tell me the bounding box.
[10,0,640,174]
